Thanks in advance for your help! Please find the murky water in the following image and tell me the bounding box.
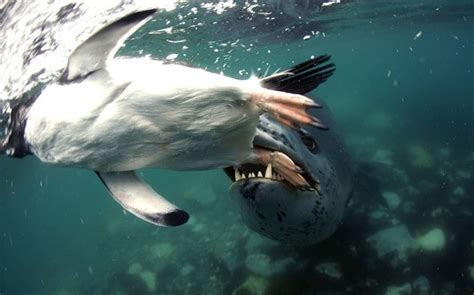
[1,1,473,294]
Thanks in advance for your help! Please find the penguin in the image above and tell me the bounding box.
[1,9,323,227]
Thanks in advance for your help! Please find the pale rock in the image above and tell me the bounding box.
[382,191,401,210]
[413,275,430,294]
[367,225,418,265]
[315,262,342,279]
[150,242,174,258]
[452,186,465,196]
[245,253,296,278]
[457,170,471,179]
[232,275,268,295]
[408,145,433,168]
[369,208,390,225]
[127,262,143,275]
[385,283,411,295]
[139,271,157,292]
[180,264,195,276]
[417,228,445,251]
[431,207,450,218]
[373,149,394,166]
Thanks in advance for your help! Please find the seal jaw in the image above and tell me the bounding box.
[223,151,320,192]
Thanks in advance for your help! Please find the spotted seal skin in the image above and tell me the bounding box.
[225,57,352,245]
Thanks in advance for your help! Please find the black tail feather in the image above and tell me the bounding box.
[260,55,335,94]
[282,54,331,76]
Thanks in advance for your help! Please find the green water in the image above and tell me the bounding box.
[1,1,473,294]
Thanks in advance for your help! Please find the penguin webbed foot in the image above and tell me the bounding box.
[250,148,310,187]
[251,89,327,130]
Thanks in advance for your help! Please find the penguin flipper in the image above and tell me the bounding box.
[96,171,189,227]
[62,9,157,82]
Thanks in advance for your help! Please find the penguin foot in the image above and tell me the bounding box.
[251,89,327,130]
[251,148,309,187]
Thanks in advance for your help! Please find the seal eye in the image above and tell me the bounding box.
[300,133,319,153]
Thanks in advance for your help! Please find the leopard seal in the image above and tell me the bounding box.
[225,56,353,245]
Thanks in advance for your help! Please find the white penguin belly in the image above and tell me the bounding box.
[25,59,261,171]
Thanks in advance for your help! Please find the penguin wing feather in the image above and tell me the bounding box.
[61,9,157,82]
[96,171,189,227]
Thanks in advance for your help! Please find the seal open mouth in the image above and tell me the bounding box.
[224,146,320,191]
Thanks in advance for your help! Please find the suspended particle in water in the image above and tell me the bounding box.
[166,53,178,60]
[303,35,311,40]
[413,31,422,40]
[387,70,391,77]
[167,39,186,44]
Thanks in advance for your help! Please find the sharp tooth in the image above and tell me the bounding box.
[249,172,255,178]
[277,174,284,181]
[242,174,246,179]
[272,172,277,180]
[234,169,241,181]
[265,163,272,178]
[257,171,263,178]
